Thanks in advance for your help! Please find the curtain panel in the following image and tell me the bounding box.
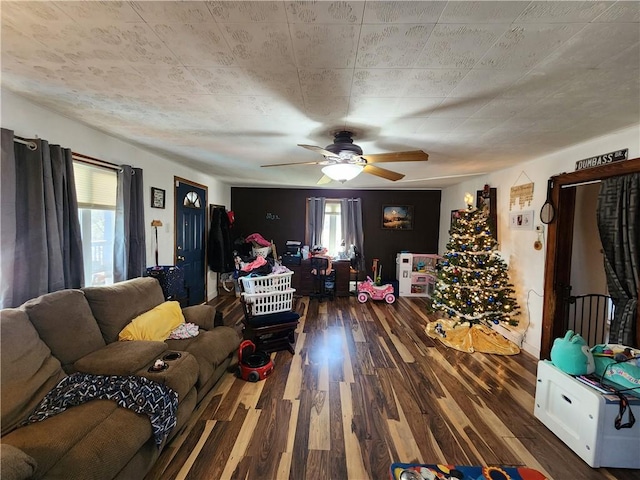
[0,128,84,308]
[597,173,639,345]
[341,198,365,272]
[113,165,146,282]
[306,197,326,249]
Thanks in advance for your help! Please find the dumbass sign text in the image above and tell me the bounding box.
[575,149,628,171]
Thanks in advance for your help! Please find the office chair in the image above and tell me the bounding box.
[309,256,334,302]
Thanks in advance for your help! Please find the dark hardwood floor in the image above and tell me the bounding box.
[146,295,638,480]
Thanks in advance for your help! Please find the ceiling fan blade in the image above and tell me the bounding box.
[298,144,338,158]
[262,160,328,167]
[363,164,405,181]
[359,150,428,163]
[317,175,332,185]
[400,172,487,183]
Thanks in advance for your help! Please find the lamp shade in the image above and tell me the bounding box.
[321,163,363,182]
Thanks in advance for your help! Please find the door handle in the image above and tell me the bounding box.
[177,255,185,262]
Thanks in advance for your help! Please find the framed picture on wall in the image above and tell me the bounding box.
[450,209,462,230]
[382,205,413,230]
[476,186,497,241]
[151,187,165,209]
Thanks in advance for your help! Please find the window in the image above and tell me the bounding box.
[321,200,343,257]
[73,162,117,286]
[183,190,201,208]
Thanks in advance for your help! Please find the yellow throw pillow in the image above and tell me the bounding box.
[118,301,185,341]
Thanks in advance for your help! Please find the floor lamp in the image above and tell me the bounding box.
[151,220,163,266]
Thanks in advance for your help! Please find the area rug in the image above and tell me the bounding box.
[425,319,520,355]
[390,462,547,479]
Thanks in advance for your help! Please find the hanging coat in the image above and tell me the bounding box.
[208,207,234,273]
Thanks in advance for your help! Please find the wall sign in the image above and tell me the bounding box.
[575,148,628,171]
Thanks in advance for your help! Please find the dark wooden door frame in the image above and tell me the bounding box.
[541,156,640,359]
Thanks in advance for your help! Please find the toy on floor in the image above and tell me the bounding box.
[238,340,273,382]
[357,276,396,304]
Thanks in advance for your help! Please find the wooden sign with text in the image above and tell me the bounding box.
[575,149,628,171]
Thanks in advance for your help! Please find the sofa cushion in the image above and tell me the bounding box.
[74,341,168,376]
[22,290,106,372]
[119,301,185,341]
[1,309,66,436]
[83,277,165,344]
[165,326,240,389]
[0,444,37,480]
[2,399,153,480]
[182,304,215,330]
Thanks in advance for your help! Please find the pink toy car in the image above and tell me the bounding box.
[357,276,396,304]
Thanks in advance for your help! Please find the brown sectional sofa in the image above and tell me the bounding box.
[0,277,241,480]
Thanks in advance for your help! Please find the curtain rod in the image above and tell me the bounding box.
[71,152,120,171]
[14,135,120,171]
[13,135,37,150]
[561,179,601,188]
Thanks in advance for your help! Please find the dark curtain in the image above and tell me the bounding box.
[306,197,325,248]
[114,165,146,281]
[0,128,83,308]
[341,198,365,272]
[597,173,639,345]
[208,206,234,273]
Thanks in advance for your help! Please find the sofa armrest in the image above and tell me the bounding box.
[0,444,37,480]
[181,305,215,330]
[73,341,168,376]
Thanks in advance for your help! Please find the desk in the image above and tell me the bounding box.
[289,259,350,297]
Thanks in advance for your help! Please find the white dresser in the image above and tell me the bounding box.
[534,360,640,468]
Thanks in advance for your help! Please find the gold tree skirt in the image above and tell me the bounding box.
[426,319,520,355]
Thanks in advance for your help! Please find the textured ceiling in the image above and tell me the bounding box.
[2,1,639,189]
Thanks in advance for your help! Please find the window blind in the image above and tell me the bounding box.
[73,162,117,209]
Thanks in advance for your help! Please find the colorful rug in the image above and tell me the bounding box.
[390,463,547,480]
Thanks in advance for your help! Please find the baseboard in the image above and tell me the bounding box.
[491,323,525,347]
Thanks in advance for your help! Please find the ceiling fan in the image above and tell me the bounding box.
[261,130,428,183]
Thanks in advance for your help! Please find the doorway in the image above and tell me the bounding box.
[174,177,208,306]
[540,157,640,359]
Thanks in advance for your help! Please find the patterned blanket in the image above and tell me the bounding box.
[22,373,178,447]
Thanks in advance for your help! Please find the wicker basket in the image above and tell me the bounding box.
[240,271,293,294]
[242,288,296,316]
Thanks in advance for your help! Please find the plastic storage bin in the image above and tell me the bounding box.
[242,288,296,316]
[240,272,293,294]
[534,360,640,468]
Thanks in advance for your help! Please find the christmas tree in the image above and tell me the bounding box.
[432,206,520,326]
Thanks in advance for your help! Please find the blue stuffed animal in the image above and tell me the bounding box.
[550,330,595,375]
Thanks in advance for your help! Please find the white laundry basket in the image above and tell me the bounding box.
[240,272,293,294]
[242,288,296,316]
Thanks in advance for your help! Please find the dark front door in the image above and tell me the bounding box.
[175,178,207,305]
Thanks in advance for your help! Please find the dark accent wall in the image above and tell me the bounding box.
[231,188,441,282]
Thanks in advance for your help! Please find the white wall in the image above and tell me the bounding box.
[1,89,231,301]
[571,183,608,296]
[439,124,640,358]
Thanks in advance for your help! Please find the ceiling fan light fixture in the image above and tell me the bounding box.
[321,163,363,182]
